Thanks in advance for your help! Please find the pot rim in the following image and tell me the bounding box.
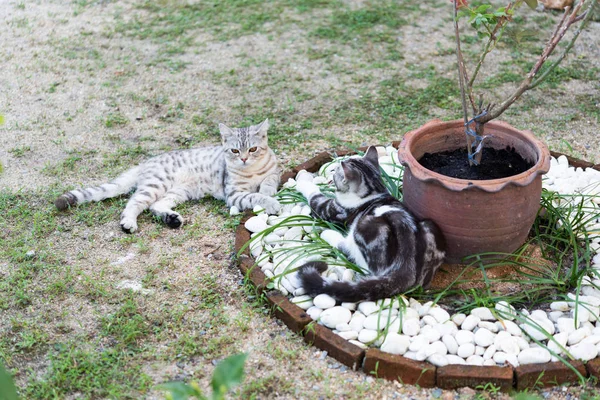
[397,119,551,193]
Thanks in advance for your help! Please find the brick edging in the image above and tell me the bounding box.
[233,148,600,390]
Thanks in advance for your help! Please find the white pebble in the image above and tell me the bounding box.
[550,301,570,312]
[452,313,466,326]
[455,330,475,345]
[358,301,379,316]
[306,306,323,320]
[461,315,480,331]
[313,294,336,309]
[446,354,467,365]
[570,342,598,361]
[341,302,357,311]
[497,336,520,355]
[568,327,591,345]
[349,312,366,332]
[518,348,551,365]
[427,354,449,367]
[483,345,497,360]
[495,301,516,320]
[471,307,496,321]
[244,216,268,233]
[291,295,314,310]
[457,343,475,358]
[229,206,240,216]
[358,329,378,344]
[380,333,410,355]
[409,335,429,352]
[402,318,421,336]
[557,317,579,334]
[474,328,495,347]
[349,340,368,349]
[337,330,359,341]
[478,321,499,333]
[442,334,458,355]
[319,306,351,329]
[428,307,450,323]
[466,355,484,366]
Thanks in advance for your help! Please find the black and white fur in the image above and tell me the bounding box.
[296,146,446,302]
[55,119,280,233]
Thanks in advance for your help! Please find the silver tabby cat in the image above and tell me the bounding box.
[55,119,280,233]
[295,146,446,302]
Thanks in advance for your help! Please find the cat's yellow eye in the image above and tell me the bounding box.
[231,149,240,154]
[249,147,258,153]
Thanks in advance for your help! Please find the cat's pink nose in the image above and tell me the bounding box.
[241,158,248,163]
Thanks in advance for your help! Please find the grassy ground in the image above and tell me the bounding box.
[1,0,599,398]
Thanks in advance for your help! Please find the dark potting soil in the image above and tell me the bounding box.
[418,146,534,180]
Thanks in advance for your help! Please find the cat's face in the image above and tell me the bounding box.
[334,146,383,195]
[219,119,270,167]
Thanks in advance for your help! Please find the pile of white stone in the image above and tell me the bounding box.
[240,148,600,367]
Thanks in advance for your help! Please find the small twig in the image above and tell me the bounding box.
[204,244,222,257]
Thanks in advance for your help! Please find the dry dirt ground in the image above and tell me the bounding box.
[1,0,599,399]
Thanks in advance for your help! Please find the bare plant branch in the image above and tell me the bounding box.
[479,0,594,123]
[454,0,475,162]
[530,0,597,88]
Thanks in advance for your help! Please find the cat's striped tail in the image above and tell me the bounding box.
[297,262,402,303]
[55,167,140,210]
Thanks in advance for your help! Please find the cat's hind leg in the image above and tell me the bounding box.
[148,188,189,229]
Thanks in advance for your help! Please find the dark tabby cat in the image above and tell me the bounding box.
[295,146,446,302]
[55,119,280,233]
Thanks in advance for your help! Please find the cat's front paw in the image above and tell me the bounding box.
[259,197,281,215]
[164,213,183,229]
[296,181,320,199]
[320,229,344,248]
[296,170,314,183]
[120,218,138,234]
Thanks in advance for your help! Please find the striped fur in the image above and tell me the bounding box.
[296,146,446,302]
[55,119,280,233]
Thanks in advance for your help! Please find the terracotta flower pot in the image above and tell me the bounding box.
[397,119,551,264]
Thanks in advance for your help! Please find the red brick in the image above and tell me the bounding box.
[586,358,600,381]
[238,254,268,291]
[363,349,436,387]
[436,365,514,391]
[304,324,365,371]
[234,215,252,256]
[515,361,587,389]
[266,291,312,334]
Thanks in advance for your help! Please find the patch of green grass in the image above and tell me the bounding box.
[330,68,461,133]
[240,374,294,399]
[577,93,600,122]
[310,2,415,43]
[8,146,31,157]
[24,344,152,399]
[100,298,150,348]
[114,0,283,44]
[104,112,129,128]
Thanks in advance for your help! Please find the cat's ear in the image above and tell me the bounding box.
[255,118,269,138]
[219,123,234,139]
[341,161,356,181]
[363,146,380,167]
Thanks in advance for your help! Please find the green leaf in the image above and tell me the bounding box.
[157,382,204,400]
[210,353,247,400]
[0,115,4,125]
[524,0,538,10]
[474,4,492,13]
[0,363,19,400]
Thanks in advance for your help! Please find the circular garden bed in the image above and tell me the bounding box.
[234,144,600,391]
